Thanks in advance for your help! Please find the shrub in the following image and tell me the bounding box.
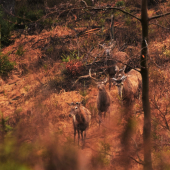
[15,45,25,56]
[0,6,15,46]
[16,5,44,24]
[0,53,15,77]
[0,135,36,170]
[62,51,81,62]
[91,141,111,168]
[66,61,83,76]
[116,1,125,7]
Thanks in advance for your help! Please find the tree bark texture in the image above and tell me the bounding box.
[141,0,152,169]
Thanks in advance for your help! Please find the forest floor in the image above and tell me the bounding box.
[0,1,170,169]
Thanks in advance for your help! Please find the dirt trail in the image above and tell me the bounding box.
[61,86,123,169]
[60,84,144,170]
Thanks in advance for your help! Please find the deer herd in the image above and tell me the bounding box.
[67,42,142,146]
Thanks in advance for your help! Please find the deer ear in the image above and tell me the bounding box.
[115,65,119,72]
[122,65,126,71]
[102,77,108,85]
[121,75,127,81]
[109,40,116,49]
[112,78,117,82]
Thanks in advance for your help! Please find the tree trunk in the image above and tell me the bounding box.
[141,0,152,169]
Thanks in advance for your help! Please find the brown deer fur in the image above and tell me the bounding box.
[100,43,129,90]
[96,83,110,125]
[68,102,91,145]
[112,67,142,105]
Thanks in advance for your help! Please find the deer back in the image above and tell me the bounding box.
[112,51,129,68]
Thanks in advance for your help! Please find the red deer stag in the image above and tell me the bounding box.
[112,66,142,104]
[68,102,91,145]
[99,42,129,90]
[89,69,111,126]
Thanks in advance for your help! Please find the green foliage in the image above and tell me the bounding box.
[0,132,78,170]
[114,10,121,17]
[16,45,25,56]
[79,84,88,97]
[124,8,131,25]
[61,51,82,62]
[0,112,12,135]
[16,5,44,24]
[62,51,84,76]
[24,86,29,92]
[153,149,170,170]
[0,6,15,46]
[116,1,125,7]
[46,45,54,54]
[0,136,34,170]
[99,18,105,27]
[14,108,23,116]
[91,141,111,168]
[79,82,89,106]
[0,53,15,77]
[163,49,170,57]
[125,17,131,25]
[41,135,79,170]
[26,10,44,21]
[43,18,53,29]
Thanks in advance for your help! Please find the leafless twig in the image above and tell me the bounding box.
[149,12,170,21]
[131,137,143,163]
[149,23,170,30]
[129,156,144,165]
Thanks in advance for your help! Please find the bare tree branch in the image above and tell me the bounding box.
[71,72,96,88]
[131,137,144,163]
[151,99,170,131]
[149,12,170,21]
[91,6,141,21]
[81,0,88,7]
[129,156,144,165]
[2,4,32,22]
[151,117,167,130]
[149,23,170,30]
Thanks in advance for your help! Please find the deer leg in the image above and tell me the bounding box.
[74,128,76,143]
[81,130,83,142]
[83,130,86,146]
[78,130,80,145]
[80,130,85,147]
[104,112,106,119]
[108,107,110,120]
[98,111,102,127]
[107,107,110,125]
[109,76,111,90]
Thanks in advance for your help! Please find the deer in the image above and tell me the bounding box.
[111,65,142,105]
[97,81,111,126]
[89,69,111,126]
[99,41,129,90]
[68,102,91,146]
